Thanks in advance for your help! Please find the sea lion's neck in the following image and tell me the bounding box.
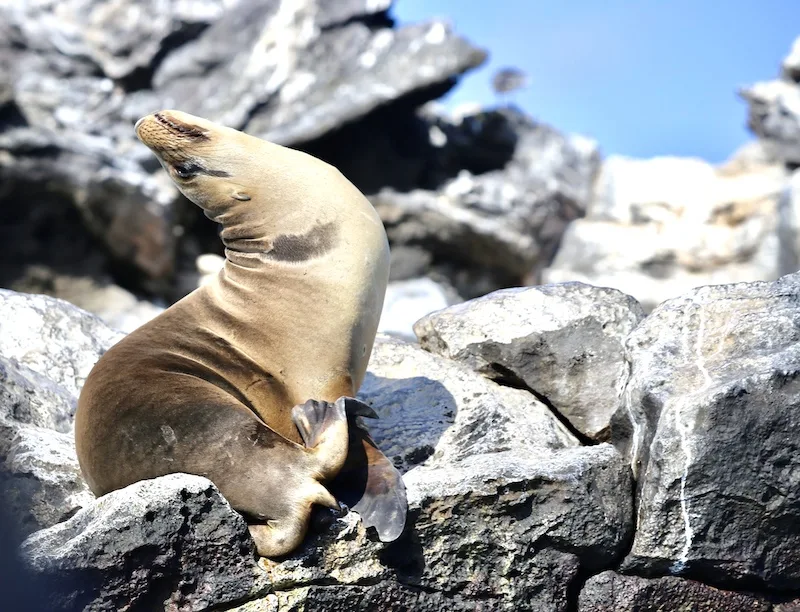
[205,200,337,270]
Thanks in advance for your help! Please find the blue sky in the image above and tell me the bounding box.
[392,1,799,163]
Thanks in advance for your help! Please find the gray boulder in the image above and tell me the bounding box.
[11,267,165,334]
[783,37,800,83]
[154,1,485,144]
[0,356,76,443]
[0,0,487,296]
[0,290,120,542]
[616,272,800,589]
[578,571,780,611]
[14,326,632,611]
[414,283,645,441]
[21,474,259,612]
[0,289,123,397]
[3,426,93,540]
[358,335,579,471]
[741,79,800,167]
[0,121,180,291]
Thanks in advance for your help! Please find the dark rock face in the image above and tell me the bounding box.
[21,474,259,612]
[615,272,800,590]
[238,445,632,612]
[9,267,800,608]
[0,0,597,310]
[155,1,485,145]
[2,425,93,542]
[578,571,778,611]
[4,5,800,607]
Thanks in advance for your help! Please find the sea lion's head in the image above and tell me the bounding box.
[135,110,262,216]
[135,110,350,256]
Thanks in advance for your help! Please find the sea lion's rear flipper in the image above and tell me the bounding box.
[329,397,408,542]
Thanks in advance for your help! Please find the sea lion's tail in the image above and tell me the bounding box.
[329,397,408,543]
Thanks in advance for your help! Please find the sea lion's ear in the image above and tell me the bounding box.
[232,190,251,201]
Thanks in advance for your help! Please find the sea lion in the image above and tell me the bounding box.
[74,110,407,557]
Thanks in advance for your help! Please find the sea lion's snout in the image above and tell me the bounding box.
[135,110,212,154]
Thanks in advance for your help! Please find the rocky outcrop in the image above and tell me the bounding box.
[0,289,123,400]
[615,273,800,590]
[3,287,634,610]
[360,335,579,469]
[543,38,800,313]
[414,282,645,441]
[544,154,787,310]
[3,5,800,607]
[11,268,164,333]
[9,266,800,608]
[3,425,93,542]
[0,0,608,327]
[0,0,487,296]
[373,108,600,297]
[238,444,630,612]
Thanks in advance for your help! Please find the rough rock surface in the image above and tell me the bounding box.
[11,268,164,333]
[544,154,787,310]
[0,125,180,290]
[8,292,633,611]
[616,272,800,589]
[414,282,645,441]
[0,291,120,542]
[21,474,259,612]
[155,1,486,145]
[578,571,780,611]
[2,426,93,541]
[741,36,800,166]
[0,289,123,397]
[358,335,579,471]
[373,108,600,296]
[0,355,76,443]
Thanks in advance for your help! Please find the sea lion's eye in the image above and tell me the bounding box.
[172,161,202,180]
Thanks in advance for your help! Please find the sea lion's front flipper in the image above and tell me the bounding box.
[329,397,408,542]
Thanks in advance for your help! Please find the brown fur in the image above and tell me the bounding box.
[75,111,399,557]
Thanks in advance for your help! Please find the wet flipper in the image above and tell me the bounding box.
[329,397,408,543]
